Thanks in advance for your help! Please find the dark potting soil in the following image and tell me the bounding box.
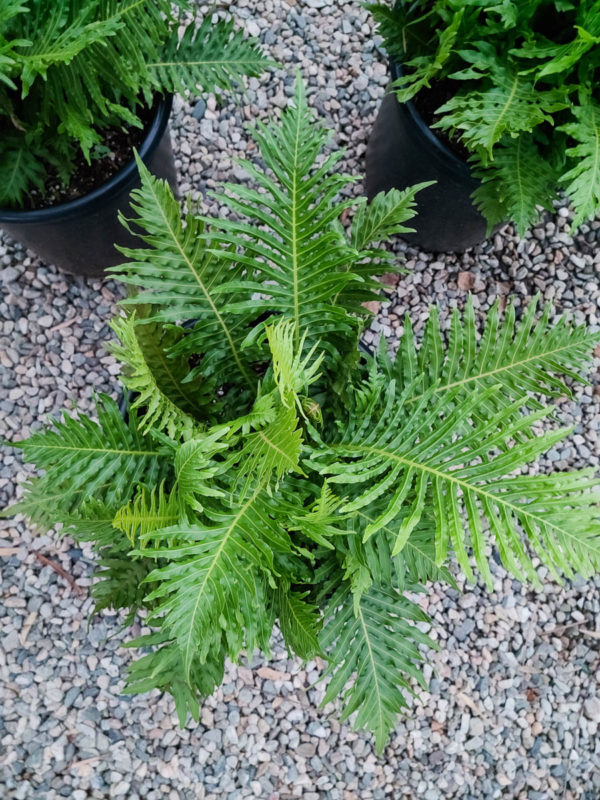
[25,103,155,211]
[412,79,471,163]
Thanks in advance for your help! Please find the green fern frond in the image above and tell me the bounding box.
[49,498,153,620]
[390,296,600,416]
[109,313,207,438]
[137,485,291,679]
[319,584,435,754]
[124,633,227,725]
[111,156,262,394]
[174,432,229,515]
[336,184,431,314]
[0,138,47,205]
[12,394,170,512]
[350,186,431,252]
[203,78,425,359]
[148,17,271,96]
[435,50,566,155]
[224,391,278,436]
[471,135,559,235]
[511,7,600,78]
[308,377,600,586]
[265,319,324,410]
[389,9,465,102]
[3,475,79,529]
[113,483,179,546]
[276,584,322,660]
[288,481,348,550]
[238,405,305,494]
[560,100,600,228]
[203,78,358,351]
[17,4,124,96]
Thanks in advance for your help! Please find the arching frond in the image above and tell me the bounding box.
[12,395,169,511]
[202,79,427,359]
[389,296,600,418]
[319,584,435,754]
[111,157,263,395]
[138,486,292,679]
[110,313,208,438]
[308,378,600,586]
[148,17,271,96]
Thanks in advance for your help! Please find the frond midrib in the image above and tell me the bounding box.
[336,443,600,556]
[290,96,302,350]
[29,444,163,457]
[142,175,255,390]
[183,483,264,671]
[357,602,386,742]
[490,73,520,148]
[147,58,268,68]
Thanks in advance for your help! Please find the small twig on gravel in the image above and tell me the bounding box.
[32,549,84,596]
[47,318,76,334]
[544,620,590,637]
[581,629,600,640]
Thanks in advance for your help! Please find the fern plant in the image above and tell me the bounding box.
[0,0,269,207]
[7,79,600,753]
[368,0,600,234]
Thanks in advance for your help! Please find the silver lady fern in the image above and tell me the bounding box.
[7,79,600,753]
[0,0,270,206]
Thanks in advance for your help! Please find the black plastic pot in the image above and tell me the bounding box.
[366,62,488,253]
[0,96,177,277]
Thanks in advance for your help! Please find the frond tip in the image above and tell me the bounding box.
[320,584,435,753]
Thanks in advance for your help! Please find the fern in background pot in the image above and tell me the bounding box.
[368,0,600,236]
[7,80,600,753]
[0,0,269,274]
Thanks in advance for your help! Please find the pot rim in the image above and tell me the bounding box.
[390,61,471,179]
[0,94,173,224]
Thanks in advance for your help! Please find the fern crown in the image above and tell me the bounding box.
[0,0,270,207]
[8,78,600,753]
[368,0,600,233]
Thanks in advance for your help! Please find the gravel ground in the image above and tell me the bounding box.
[1,1,600,798]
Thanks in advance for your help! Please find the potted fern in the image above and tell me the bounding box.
[0,0,269,276]
[366,1,600,251]
[7,80,600,753]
